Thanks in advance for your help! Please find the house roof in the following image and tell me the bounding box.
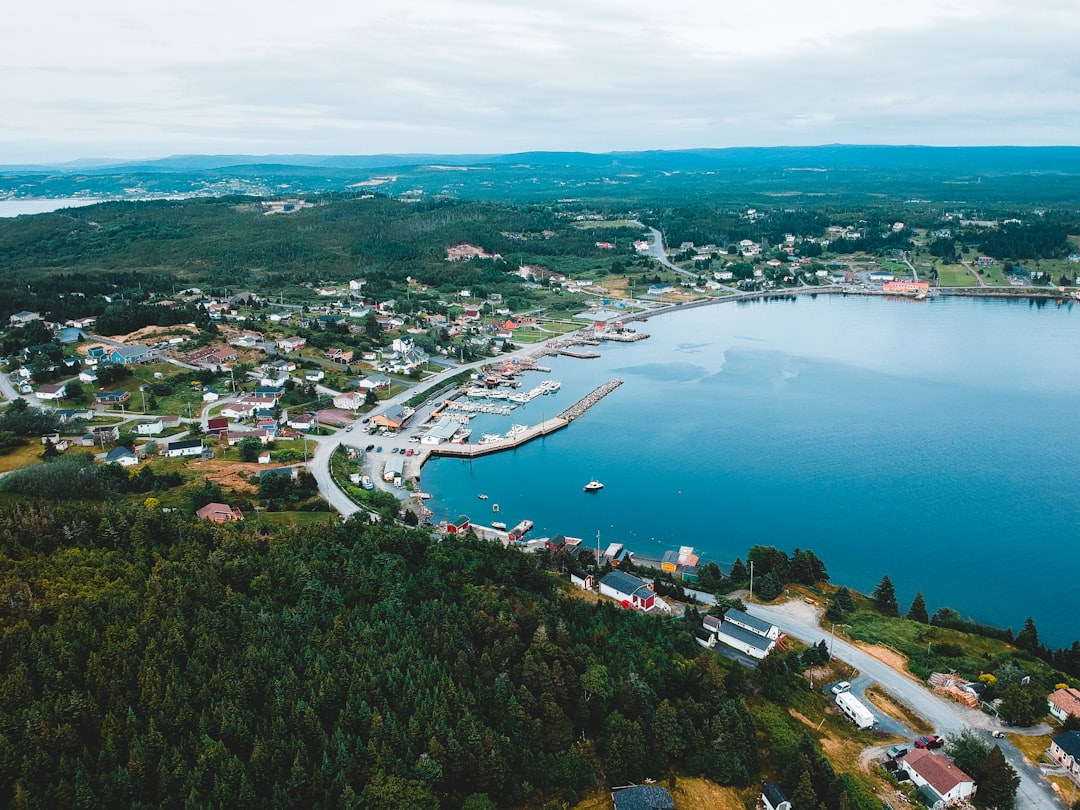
[196,502,242,521]
[105,447,137,462]
[763,783,789,810]
[601,570,648,596]
[724,608,774,635]
[717,619,773,651]
[167,439,203,450]
[1054,730,1080,760]
[903,749,974,794]
[612,785,674,810]
[1049,688,1080,719]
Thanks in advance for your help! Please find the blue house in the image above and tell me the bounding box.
[110,344,153,365]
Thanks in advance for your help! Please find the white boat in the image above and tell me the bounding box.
[478,494,489,500]
[492,521,507,531]
[583,480,604,492]
[509,392,530,403]
[478,433,503,445]
[505,423,528,438]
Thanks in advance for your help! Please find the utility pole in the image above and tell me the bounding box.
[830,623,836,660]
[749,560,754,598]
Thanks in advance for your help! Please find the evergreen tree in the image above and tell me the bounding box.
[973,746,1020,810]
[756,572,783,601]
[729,558,748,581]
[1015,616,1041,653]
[906,591,929,624]
[872,575,899,617]
[834,587,855,613]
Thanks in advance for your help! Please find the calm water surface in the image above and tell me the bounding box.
[421,295,1080,645]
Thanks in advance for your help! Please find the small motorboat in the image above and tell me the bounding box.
[583,480,604,492]
[478,494,489,500]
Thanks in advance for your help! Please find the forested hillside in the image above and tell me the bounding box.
[0,502,806,809]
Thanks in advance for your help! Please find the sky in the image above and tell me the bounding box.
[4,0,1079,162]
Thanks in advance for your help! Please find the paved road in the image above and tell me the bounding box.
[749,597,1062,810]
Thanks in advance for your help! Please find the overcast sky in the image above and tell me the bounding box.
[5,0,1078,162]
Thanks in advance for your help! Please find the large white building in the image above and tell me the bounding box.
[707,608,779,660]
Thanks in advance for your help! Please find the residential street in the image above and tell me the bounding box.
[748,597,1063,810]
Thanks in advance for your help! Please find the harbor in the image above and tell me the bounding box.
[427,379,623,458]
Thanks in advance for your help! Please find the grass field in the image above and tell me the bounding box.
[0,443,45,474]
[935,263,978,287]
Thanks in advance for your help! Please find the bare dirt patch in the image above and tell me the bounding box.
[110,324,199,345]
[851,642,919,681]
[863,685,932,735]
[188,458,262,493]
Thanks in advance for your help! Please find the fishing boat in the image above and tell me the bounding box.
[583,480,604,492]
[478,494,489,500]
[492,521,507,531]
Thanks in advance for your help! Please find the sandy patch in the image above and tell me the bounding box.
[110,324,199,344]
[851,642,919,681]
[188,458,263,494]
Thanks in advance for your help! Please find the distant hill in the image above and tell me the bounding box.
[4,145,1080,205]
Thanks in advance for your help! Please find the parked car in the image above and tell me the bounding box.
[375,446,382,453]
[886,745,909,760]
[344,425,352,432]
[362,417,370,423]
[406,448,414,456]
[915,735,943,749]
[831,681,851,695]
[365,444,375,452]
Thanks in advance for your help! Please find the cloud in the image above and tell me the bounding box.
[2,0,1077,160]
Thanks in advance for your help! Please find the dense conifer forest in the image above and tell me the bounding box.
[0,502,800,808]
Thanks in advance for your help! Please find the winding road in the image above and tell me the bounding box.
[748,597,1062,810]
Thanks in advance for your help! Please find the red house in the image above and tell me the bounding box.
[446,515,470,534]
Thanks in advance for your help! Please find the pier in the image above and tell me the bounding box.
[558,349,601,359]
[428,379,624,459]
[558,378,623,422]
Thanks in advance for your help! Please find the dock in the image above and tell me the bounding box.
[429,379,624,459]
[558,349,601,359]
[558,379,623,422]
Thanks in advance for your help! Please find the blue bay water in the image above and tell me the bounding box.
[420,295,1080,646]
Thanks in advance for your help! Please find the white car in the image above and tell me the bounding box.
[831,681,851,695]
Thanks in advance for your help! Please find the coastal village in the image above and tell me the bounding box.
[3,209,1080,810]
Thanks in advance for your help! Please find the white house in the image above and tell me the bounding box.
[276,336,306,352]
[105,446,139,467]
[305,369,325,382]
[599,570,655,612]
[164,439,204,458]
[333,391,365,411]
[1048,688,1080,723]
[570,569,593,590]
[1050,731,1080,778]
[724,608,780,640]
[712,608,779,660]
[762,784,791,810]
[135,419,164,436]
[902,749,976,809]
[35,383,66,401]
[78,369,98,384]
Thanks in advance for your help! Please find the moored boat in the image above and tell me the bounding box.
[583,480,604,492]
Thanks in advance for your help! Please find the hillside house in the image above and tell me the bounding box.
[762,784,791,810]
[95,390,131,406]
[105,446,139,467]
[110,344,153,365]
[164,439,204,458]
[35,383,66,401]
[712,608,779,660]
[1049,688,1080,723]
[599,570,655,612]
[196,502,244,523]
[570,569,593,590]
[902,749,976,809]
[1051,731,1080,778]
[446,515,471,534]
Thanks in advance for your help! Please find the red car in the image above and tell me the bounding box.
[915,735,943,749]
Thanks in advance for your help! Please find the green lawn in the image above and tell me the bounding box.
[936,263,978,287]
